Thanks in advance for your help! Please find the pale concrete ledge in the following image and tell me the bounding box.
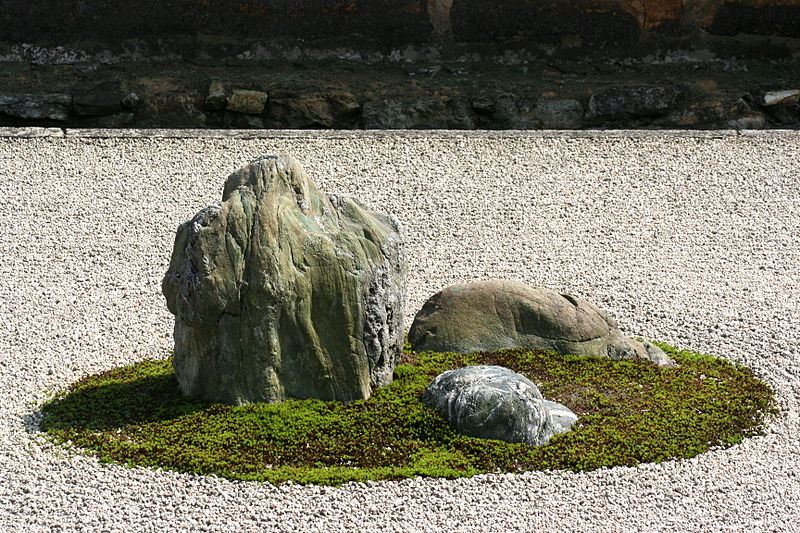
[739,130,800,139]
[0,127,758,140]
[62,128,744,140]
[0,127,64,138]
[2,127,798,140]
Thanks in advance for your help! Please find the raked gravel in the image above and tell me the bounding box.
[1,129,798,532]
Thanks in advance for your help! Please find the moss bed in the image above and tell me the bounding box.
[39,342,777,486]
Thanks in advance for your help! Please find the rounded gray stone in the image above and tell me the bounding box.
[422,365,577,446]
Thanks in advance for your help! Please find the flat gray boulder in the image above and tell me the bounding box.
[422,365,577,445]
[409,280,675,366]
[163,155,406,405]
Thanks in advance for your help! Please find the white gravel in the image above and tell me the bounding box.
[1,129,799,532]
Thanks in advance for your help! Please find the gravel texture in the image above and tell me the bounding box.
[1,129,798,532]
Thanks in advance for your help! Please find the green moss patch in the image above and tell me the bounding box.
[39,342,777,485]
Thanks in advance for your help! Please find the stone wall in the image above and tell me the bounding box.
[452,0,800,43]
[1,1,798,129]
[0,0,432,45]
[1,0,799,60]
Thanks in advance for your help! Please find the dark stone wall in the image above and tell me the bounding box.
[709,2,800,38]
[1,0,799,55]
[451,0,641,45]
[0,0,433,44]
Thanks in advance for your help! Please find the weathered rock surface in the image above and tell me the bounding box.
[361,97,474,129]
[761,89,800,107]
[0,93,72,121]
[588,85,679,120]
[162,154,406,404]
[764,103,800,125]
[533,98,584,129]
[486,97,538,129]
[0,55,800,130]
[422,365,577,445]
[542,399,580,434]
[205,79,227,111]
[409,280,675,366]
[729,112,766,130]
[72,82,123,117]
[1,59,799,129]
[120,92,140,110]
[226,89,268,114]
[267,92,360,128]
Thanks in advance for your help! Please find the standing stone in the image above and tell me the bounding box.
[162,155,406,404]
[409,280,675,367]
[422,365,577,445]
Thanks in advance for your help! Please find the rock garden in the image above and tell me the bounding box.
[37,155,777,486]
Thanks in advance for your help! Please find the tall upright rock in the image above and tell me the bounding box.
[162,155,406,405]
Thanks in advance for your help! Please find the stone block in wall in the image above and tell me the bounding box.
[226,90,268,115]
[587,85,680,120]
